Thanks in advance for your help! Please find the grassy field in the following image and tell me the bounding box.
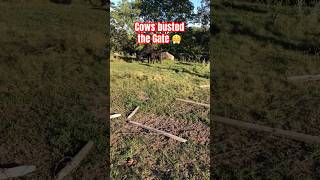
[110,59,210,179]
[212,1,320,179]
[0,2,108,179]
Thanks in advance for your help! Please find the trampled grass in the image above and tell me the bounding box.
[110,59,210,179]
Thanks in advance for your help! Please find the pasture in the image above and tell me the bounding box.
[0,1,108,179]
[212,0,320,179]
[110,58,210,179]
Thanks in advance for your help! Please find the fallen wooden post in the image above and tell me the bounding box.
[213,115,320,144]
[200,84,210,88]
[110,113,121,119]
[125,106,187,142]
[127,106,140,120]
[55,141,94,180]
[287,74,320,82]
[0,165,36,179]
[127,120,187,143]
[176,98,210,108]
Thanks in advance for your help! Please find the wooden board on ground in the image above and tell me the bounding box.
[200,85,210,88]
[127,106,140,120]
[110,113,121,119]
[127,120,187,143]
[287,74,320,82]
[55,141,94,180]
[176,98,210,108]
[126,106,187,143]
[213,115,320,144]
[0,166,36,179]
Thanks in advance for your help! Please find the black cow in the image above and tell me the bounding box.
[201,54,209,64]
[151,52,161,64]
[136,45,152,63]
[136,44,162,64]
[176,53,192,62]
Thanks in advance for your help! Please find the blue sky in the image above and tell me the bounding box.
[191,0,202,13]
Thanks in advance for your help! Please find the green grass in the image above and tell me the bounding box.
[111,60,209,114]
[0,2,108,179]
[110,59,210,179]
[212,1,320,179]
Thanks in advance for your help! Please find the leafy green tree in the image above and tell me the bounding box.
[111,0,140,53]
[111,0,210,61]
[136,0,194,22]
[136,0,197,57]
[197,0,210,29]
[111,0,140,36]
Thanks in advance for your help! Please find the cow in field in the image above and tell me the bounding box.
[151,51,161,64]
[201,54,209,64]
[176,53,209,63]
[136,44,162,64]
[176,53,192,62]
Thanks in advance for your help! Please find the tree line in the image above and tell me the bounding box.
[230,0,320,6]
[111,0,210,63]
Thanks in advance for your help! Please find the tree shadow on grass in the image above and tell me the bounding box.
[229,20,320,55]
[120,57,137,63]
[177,62,193,66]
[140,63,209,79]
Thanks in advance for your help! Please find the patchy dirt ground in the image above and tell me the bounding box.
[112,113,209,146]
[111,110,209,179]
[110,60,210,179]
